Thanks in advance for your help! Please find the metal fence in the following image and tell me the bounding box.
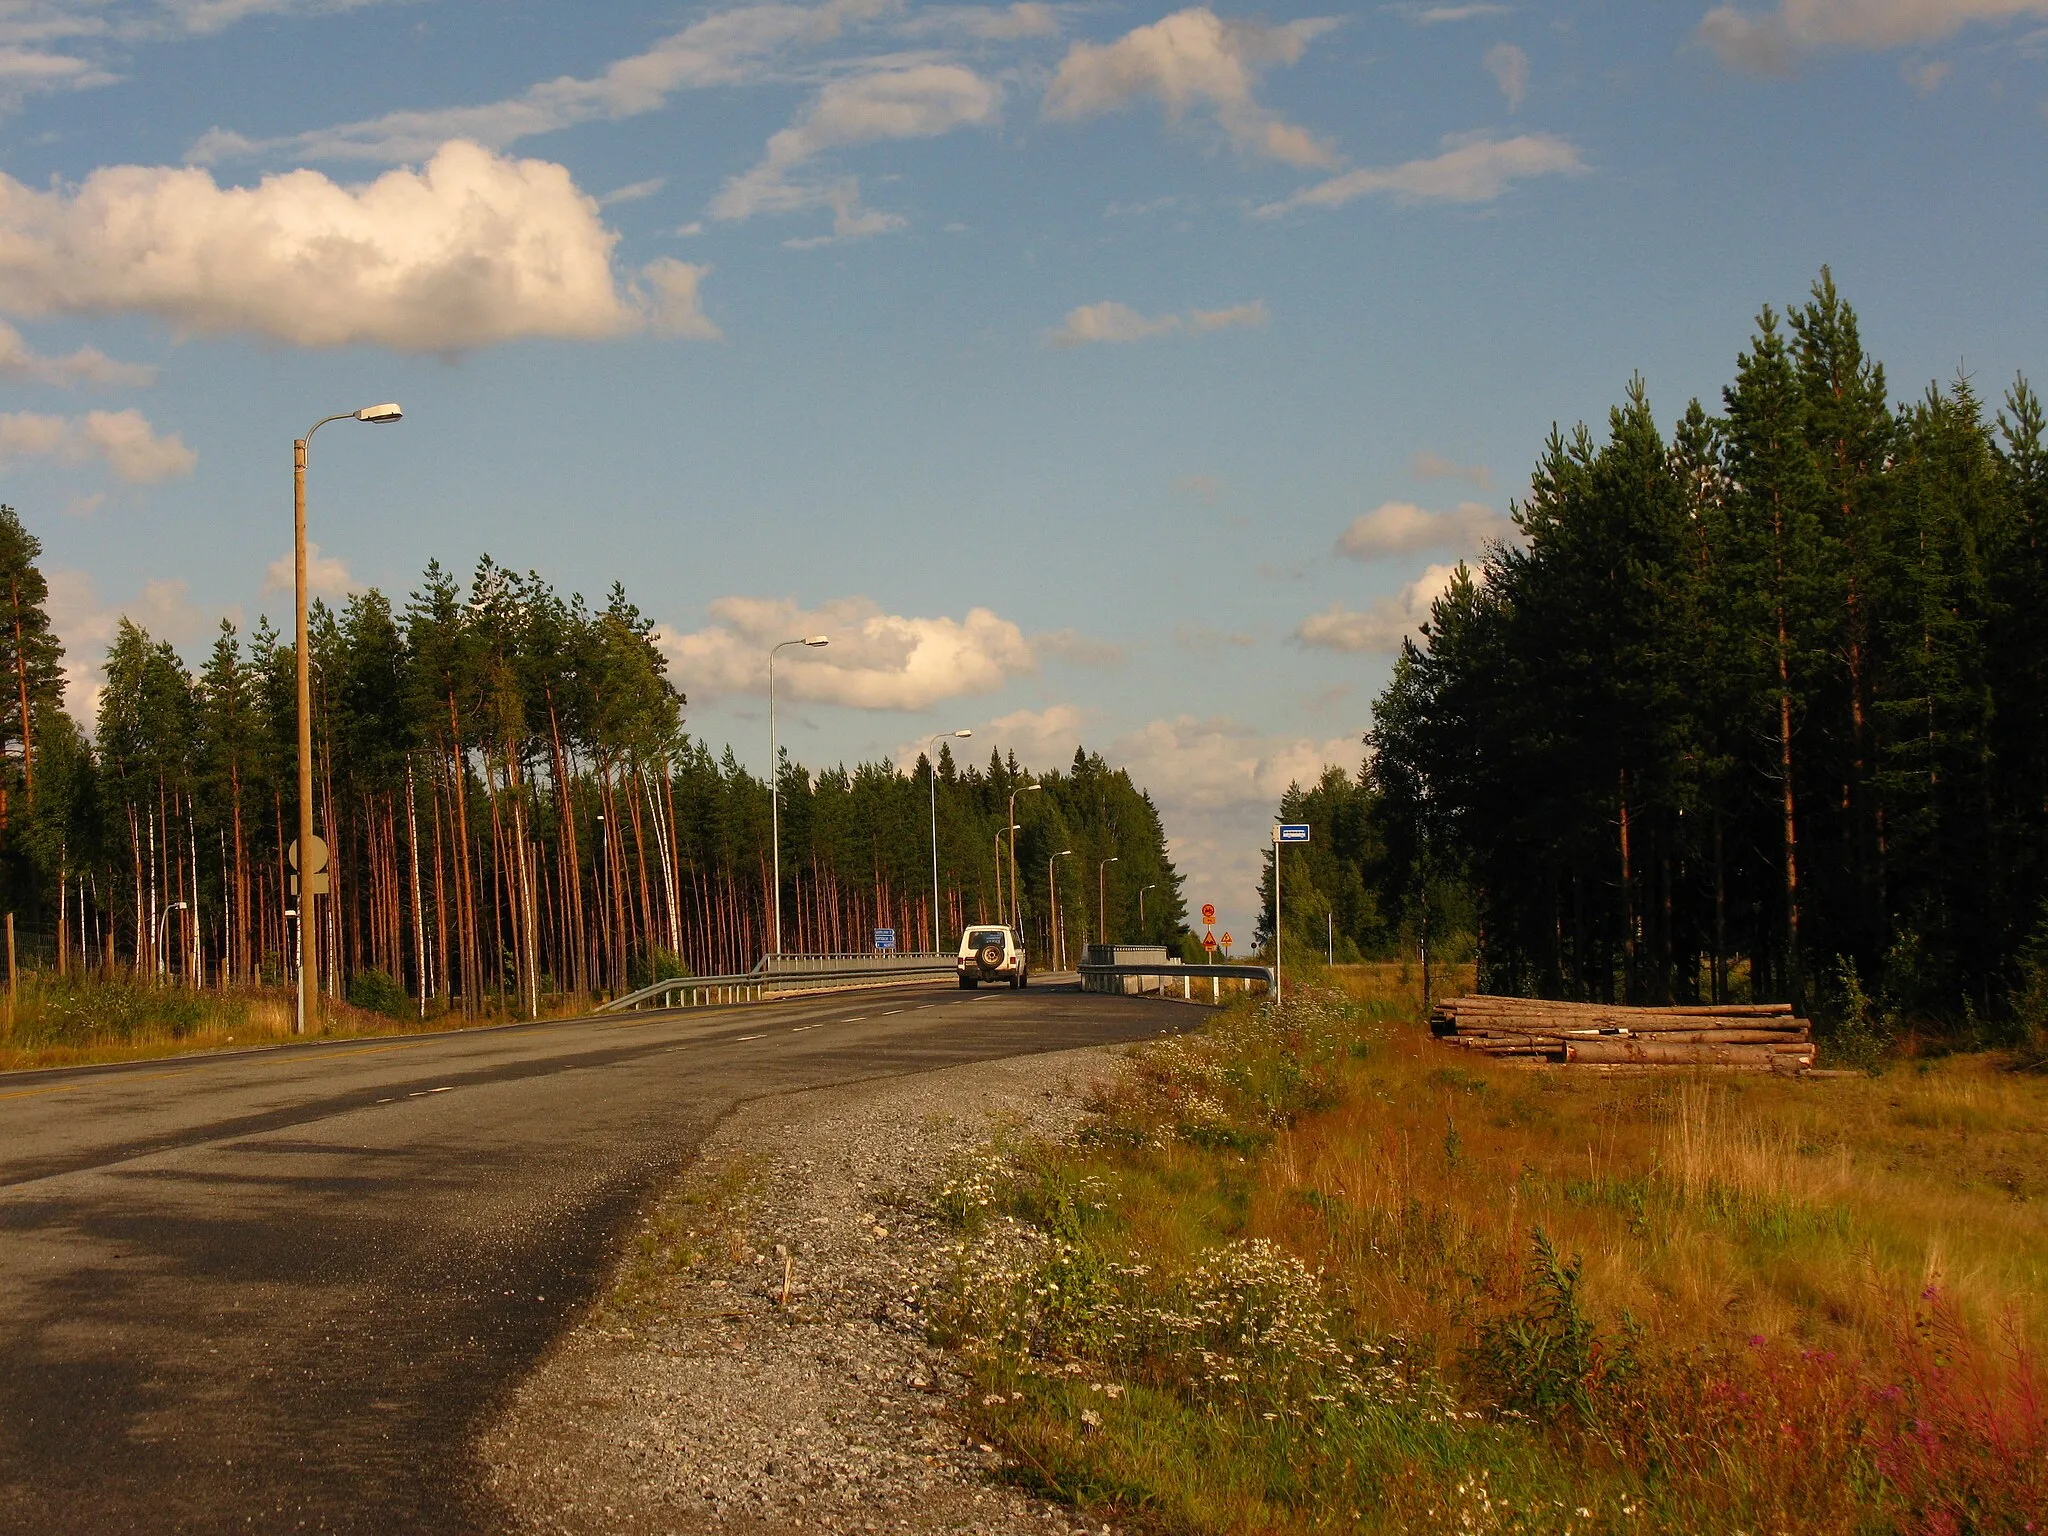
[1077,959,1275,1003]
[595,950,956,1014]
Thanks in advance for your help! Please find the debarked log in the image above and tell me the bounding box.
[1440,996,1793,1017]
[1563,1039,1815,1067]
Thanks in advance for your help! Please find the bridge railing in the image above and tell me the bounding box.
[1078,961,1275,1003]
[595,951,956,1014]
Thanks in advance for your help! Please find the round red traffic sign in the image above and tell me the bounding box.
[1201,903,1216,925]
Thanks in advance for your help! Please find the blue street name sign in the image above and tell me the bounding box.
[874,928,896,951]
[1277,824,1311,843]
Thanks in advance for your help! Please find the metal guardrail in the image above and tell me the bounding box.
[1079,961,1275,1003]
[595,951,957,1014]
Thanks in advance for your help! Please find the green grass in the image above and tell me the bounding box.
[0,968,569,1073]
[926,975,2048,1535]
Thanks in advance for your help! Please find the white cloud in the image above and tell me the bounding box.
[939,700,1363,927]
[263,540,353,599]
[0,141,715,351]
[711,62,1001,236]
[933,702,1088,768]
[1903,56,1953,88]
[0,407,193,482]
[1112,714,1363,927]
[639,258,722,340]
[46,567,222,725]
[1035,628,1125,665]
[1336,499,1507,558]
[1407,4,1515,21]
[192,0,900,165]
[900,3,1060,39]
[598,176,667,206]
[1042,6,1339,167]
[0,42,113,99]
[657,594,1037,710]
[1256,131,1584,215]
[1412,449,1492,488]
[0,2,405,110]
[1295,563,1461,653]
[78,409,195,481]
[1485,40,1528,106]
[1696,0,2048,74]
[0,320,156,387]
[1045,297,1268,347]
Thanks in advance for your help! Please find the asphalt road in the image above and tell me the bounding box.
[0,978,1195,1534]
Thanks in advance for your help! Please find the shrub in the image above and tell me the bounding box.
[629,946,690,989]
[1467,1228,1641,1430]
[346,967,410,1019]
[1820,955,1895,1074]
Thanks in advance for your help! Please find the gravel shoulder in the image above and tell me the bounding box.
[479,1044,1128,1535]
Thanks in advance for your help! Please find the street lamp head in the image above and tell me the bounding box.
[803,635,829,647]
[1104,856,1119,864]
[355,402,403,424]
[1022,783,1043,794]
[952,729,973,738]
[1056,848,1073,858]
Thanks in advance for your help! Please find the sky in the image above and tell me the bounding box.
[0,0,2044,942]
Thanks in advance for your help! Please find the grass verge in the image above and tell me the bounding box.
[927,969,2048,1534]
[0,970,587,1074]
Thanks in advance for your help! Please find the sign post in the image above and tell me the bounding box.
[1272,824,1309,1005]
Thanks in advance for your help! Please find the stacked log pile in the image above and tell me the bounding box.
[1430,995,1815,1072]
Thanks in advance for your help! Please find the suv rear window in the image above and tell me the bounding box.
[965,929,1008,949]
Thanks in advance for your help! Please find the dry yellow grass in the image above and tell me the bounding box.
[938,977,2048,1532]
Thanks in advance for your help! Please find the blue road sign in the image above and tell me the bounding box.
[1277,824,1311,843]
[874,927,896,951]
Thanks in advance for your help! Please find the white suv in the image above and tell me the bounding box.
[957,925,1029,989]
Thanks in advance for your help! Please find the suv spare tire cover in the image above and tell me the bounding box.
[978,941,1004,972]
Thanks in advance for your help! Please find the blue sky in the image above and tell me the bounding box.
[1,0,2044,935]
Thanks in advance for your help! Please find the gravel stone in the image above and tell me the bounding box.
[479,1045,1125,1534]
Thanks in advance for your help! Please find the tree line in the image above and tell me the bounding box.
[1335,269,2048,1027]
[0,519,1187,1014]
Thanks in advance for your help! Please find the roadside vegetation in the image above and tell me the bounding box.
[0,505,1186,1049]
[1251,271,2048,1062]
[0,968,545,1073]
[930,967,2048,1534]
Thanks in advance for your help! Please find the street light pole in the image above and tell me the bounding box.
[926,730,972,954]
[1139,883,1157,935]
[1049,850,1074,971]
[155,900,188,987]
[767,635,829,957]
[1008,782,1042,930]
[1098,856,1118,945]
[295,402,401,1035]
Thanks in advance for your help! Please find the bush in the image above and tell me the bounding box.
[1819,955,1894,1074]
[1467,1228,1641,1429]
[629,946,690,990]
[346,967,410,1019]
